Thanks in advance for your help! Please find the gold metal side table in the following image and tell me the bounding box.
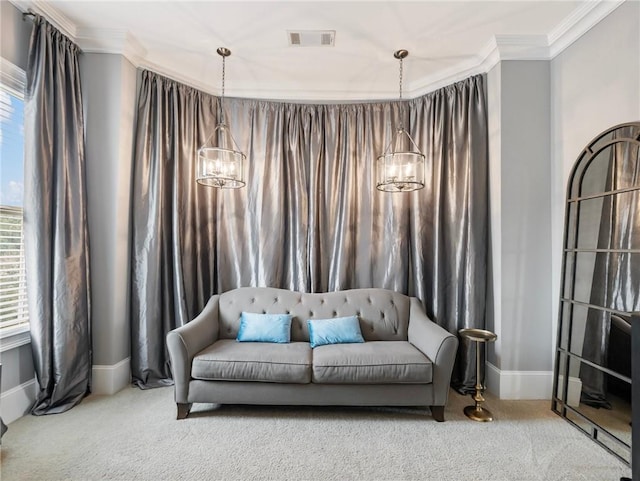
[459,328,497,422]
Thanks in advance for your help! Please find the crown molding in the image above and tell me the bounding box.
[135,58,394,102]
[548,0,626,58]
[406,56,488,98]
[493,35,550,60]
[406,34,549,98]
[9,0,76,40]
[75,28,147,67]
[8,0,627,101]
[407,0,624,98]
[477,36,502,73]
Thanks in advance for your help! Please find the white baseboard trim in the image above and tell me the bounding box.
[486,363,554,400]
[557,375,582,407]
[0,359,131,424]
[92,357,131,395]
[0,378,36,424]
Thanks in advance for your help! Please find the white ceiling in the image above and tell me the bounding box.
[10,0,624,101]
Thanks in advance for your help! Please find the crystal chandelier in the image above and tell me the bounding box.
[196,47,246,188]
[376,50,425,192]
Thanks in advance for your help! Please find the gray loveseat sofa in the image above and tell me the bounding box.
[167,287,458,421]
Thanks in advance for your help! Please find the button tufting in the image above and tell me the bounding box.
[262,310,266,314]
[250,298,255,303]
[332,311,337,317]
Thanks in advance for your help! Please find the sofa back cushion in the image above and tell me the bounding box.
[218,287,410,342]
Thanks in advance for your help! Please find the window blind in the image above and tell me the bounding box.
[0,205,27,329]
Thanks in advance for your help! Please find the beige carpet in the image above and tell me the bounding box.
[0,386,631,481]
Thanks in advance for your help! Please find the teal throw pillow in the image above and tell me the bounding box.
[237,312,292,343]
[307,315,365,348]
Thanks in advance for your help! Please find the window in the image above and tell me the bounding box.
[0,58,27,335]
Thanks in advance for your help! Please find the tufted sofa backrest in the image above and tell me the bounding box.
[217,287,410,342]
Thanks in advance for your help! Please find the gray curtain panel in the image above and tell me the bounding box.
[580,126,640,406]
[24,15,92,414]
[131,70,488,391]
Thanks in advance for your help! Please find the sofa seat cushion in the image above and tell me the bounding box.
[311,341,432,384]
[192,339,312,383]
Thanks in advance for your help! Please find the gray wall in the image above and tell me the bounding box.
[550,0,640,358]
[0,345,33,392]
[501,61,552,371]
[485,63,501,366]
[0,1,30,69]
[80,53,136,366]
[486,1,639,394]
[486,61,553,373]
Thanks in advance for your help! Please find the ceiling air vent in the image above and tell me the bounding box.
[287,30,335,47]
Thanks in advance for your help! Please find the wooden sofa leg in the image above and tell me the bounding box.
[430,405,445,422]
[177,403,192,420]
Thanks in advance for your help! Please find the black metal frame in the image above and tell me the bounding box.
[551,122,640,468]
[632,312,639,480]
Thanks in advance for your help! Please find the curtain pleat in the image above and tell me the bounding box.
[130,71,488,391]
[24,15,92,414]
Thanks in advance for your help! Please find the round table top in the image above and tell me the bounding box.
[458,328,497,342]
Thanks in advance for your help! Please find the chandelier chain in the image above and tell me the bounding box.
[221,54,226,100]
[220,54,226,124]
[398,56,405,131]
[399,57,403,101]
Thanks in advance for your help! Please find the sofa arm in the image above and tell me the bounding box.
[166,295,220,403]
[407,298,459,407]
